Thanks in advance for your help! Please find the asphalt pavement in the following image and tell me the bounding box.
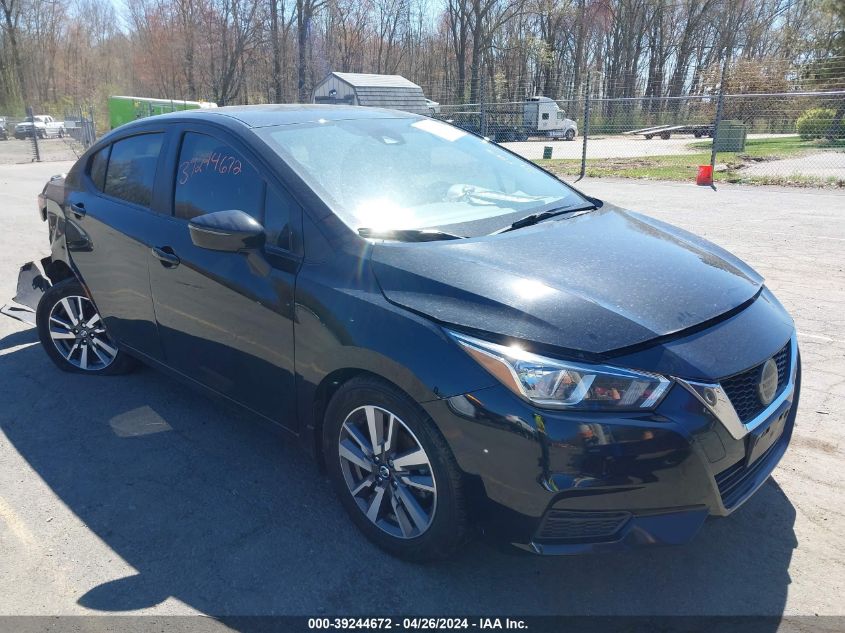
[0,162,843,618]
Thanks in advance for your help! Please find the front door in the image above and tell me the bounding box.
[148,128,301,429]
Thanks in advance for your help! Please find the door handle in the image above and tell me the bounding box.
[69,202,86,218]
[151,246,180,268]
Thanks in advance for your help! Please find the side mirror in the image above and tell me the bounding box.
[188,209,265,252]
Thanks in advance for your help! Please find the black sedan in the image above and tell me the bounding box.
[3,105,799,560]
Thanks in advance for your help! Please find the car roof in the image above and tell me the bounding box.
[147,104,422,129]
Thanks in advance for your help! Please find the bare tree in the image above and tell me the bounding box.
[1,0,837,116]
[0,0,25,102]
[296,0,330,101]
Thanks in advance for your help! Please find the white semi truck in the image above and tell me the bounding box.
[446,96,578,143]
[522,97,578,140]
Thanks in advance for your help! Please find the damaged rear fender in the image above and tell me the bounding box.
[1,261,50,326]
[1,256,77,326]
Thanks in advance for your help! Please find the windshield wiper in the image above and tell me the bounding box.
[447,184,548,207]
[491,204,597,235]
[358,228,465,242]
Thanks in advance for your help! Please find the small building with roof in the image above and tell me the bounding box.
[312,72,429,115]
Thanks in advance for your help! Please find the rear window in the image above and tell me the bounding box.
[104,133,163,208]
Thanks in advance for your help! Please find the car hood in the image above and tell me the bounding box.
[370,205,763,355]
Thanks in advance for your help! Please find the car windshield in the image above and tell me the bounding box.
[256,116,585,236]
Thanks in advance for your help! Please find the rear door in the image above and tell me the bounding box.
[148,125,301,429]
[65,131,168,360]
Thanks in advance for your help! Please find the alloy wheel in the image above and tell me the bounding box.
[47,295,117,371]
[338,405,437,539]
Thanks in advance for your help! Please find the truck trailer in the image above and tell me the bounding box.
[108,96,217,130]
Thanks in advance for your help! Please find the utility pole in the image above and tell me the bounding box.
[576,70,591,182]
[709,50,732,190]
[27,106,40,162]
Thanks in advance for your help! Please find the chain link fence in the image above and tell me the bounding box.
[437,98,584,143]
[3,89,842,186]
[0,105,96,165]
[436,90,845,187]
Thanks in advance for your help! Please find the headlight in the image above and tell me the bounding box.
[449,331,671,411]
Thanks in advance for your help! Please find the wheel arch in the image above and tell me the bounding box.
[42,257,76,284]
[40,255,107,324]
[310,367,420,470]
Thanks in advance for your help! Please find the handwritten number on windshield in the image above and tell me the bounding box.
[179,152,243,185]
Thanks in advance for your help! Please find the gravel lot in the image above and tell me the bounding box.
[0,137,83,165]
[0,162,843,618]
[742,151,845,180]
[503,132,797,160]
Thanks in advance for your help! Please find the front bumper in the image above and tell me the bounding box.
[423,330,800,555]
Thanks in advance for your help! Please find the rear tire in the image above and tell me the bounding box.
[36,278,137,375]
[323,376,469,561]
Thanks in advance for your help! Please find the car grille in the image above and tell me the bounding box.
[535,510,631,543]
[720,342,790,423]
[714,434,785,509]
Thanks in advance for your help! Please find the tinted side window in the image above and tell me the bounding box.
[89,146,109,191]
[104,134,163,207]
[174,132,264,221]
[264,186,299,251]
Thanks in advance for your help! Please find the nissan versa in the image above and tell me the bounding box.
[2,105,800,561]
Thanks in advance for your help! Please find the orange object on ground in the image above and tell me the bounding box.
[696,164,713,186]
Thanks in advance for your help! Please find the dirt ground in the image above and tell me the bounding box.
[741,151,845,179]
[503,132,799,160]
[0,137,84,165]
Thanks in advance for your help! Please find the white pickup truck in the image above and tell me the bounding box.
[14,115,66,140]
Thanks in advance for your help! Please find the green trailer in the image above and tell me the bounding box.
[108,96,217,130]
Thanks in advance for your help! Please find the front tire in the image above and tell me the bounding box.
[323,376,469,561]
[36,278,137,375]
[564,128,576,141]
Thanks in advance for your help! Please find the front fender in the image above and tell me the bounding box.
[293,258,498,441]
